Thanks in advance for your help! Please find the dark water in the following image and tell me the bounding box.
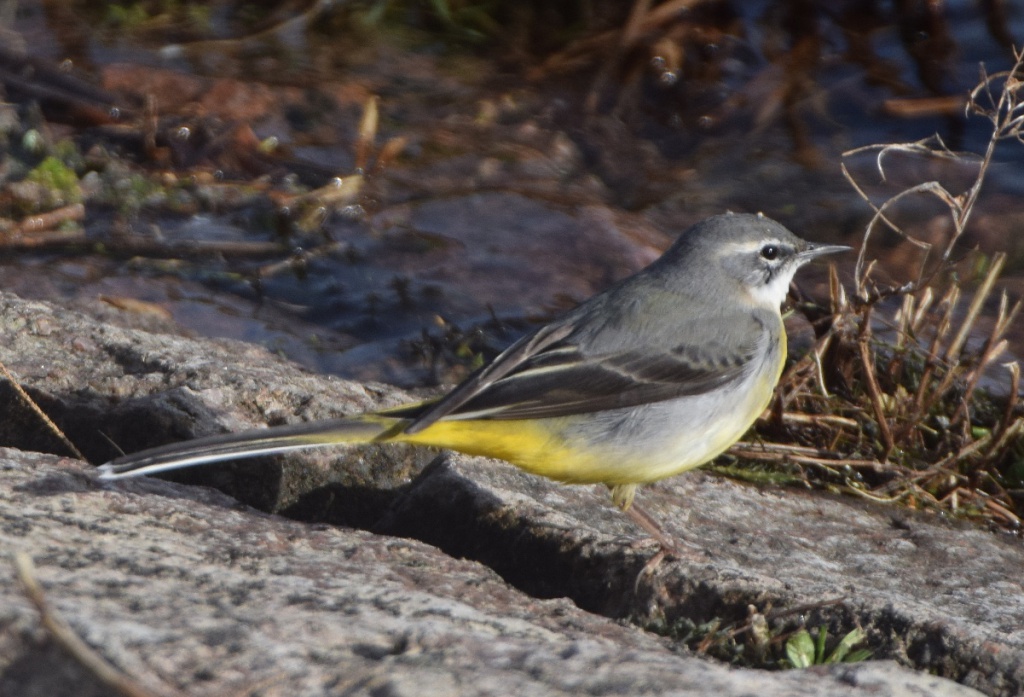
[3,0,1024,386]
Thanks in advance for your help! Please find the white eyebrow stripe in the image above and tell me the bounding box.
[721,239,777,254]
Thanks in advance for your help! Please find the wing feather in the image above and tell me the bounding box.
[401,300,772,429]
[402,321,576,433]
[445,340,759,420]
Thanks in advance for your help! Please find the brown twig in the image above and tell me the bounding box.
[856,307,894,458]
[728,597,847,639]
[844,49,1024,303]
[9,203,86,236]
[585,0,653,113]
[944,252,1006,362]
[728,443,886,472]
[0,360,84,460]
[354,96,378,173]
[998,362,1021,437]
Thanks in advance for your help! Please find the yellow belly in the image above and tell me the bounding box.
[393,355,780,486]
[390,327,785,487]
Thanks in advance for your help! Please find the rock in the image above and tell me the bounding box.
[0,290,1008,696]
[0,451,984,697]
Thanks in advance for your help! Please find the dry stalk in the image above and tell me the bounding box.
[0,360,84,460]
[354,95,379,172]
[843,48,1024,302]
[728,443,884,472]
[944,252,1006,362]
[998,362,1021,435]
[910,284,958,416]
[764,48,1024,531]
[584,0,653,113]
[856,306,895,457]
[781,411,860,429]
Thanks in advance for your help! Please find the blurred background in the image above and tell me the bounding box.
[1,0,1023,388]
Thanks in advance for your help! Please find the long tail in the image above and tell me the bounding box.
[96,414,403,480]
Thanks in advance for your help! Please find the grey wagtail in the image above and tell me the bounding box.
[98,212,848,537]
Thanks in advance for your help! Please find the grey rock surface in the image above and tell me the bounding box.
[0,451,985,697]
[0,290,1013,696]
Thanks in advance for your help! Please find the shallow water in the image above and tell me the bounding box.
[3,0,1024,388]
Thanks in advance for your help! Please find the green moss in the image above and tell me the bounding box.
[104,3,150,30]
[26,156,83,207]
[100,0,212,35]
[184,3,212,31]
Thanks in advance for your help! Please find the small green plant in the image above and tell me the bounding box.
[642,602,874,670]
[358,0,503,43]
[101,0,212,35]
[25,156,83,208]
[784,626,872,668]
[104,2,150,30]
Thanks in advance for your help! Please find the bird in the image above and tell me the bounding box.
[98,212,848,542]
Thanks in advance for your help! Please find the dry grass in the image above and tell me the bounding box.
[728,49,1024,533]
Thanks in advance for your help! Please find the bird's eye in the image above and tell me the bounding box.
[760,244,779,260]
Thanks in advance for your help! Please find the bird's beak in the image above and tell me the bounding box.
[798,243,851,261]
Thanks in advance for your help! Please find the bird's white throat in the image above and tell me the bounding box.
[747,267,800,308]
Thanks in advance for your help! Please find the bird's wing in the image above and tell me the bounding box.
[402,321,575,433]
[401,316,764,427]
[446,339,760,420]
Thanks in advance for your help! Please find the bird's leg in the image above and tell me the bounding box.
[608,483,679,556]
